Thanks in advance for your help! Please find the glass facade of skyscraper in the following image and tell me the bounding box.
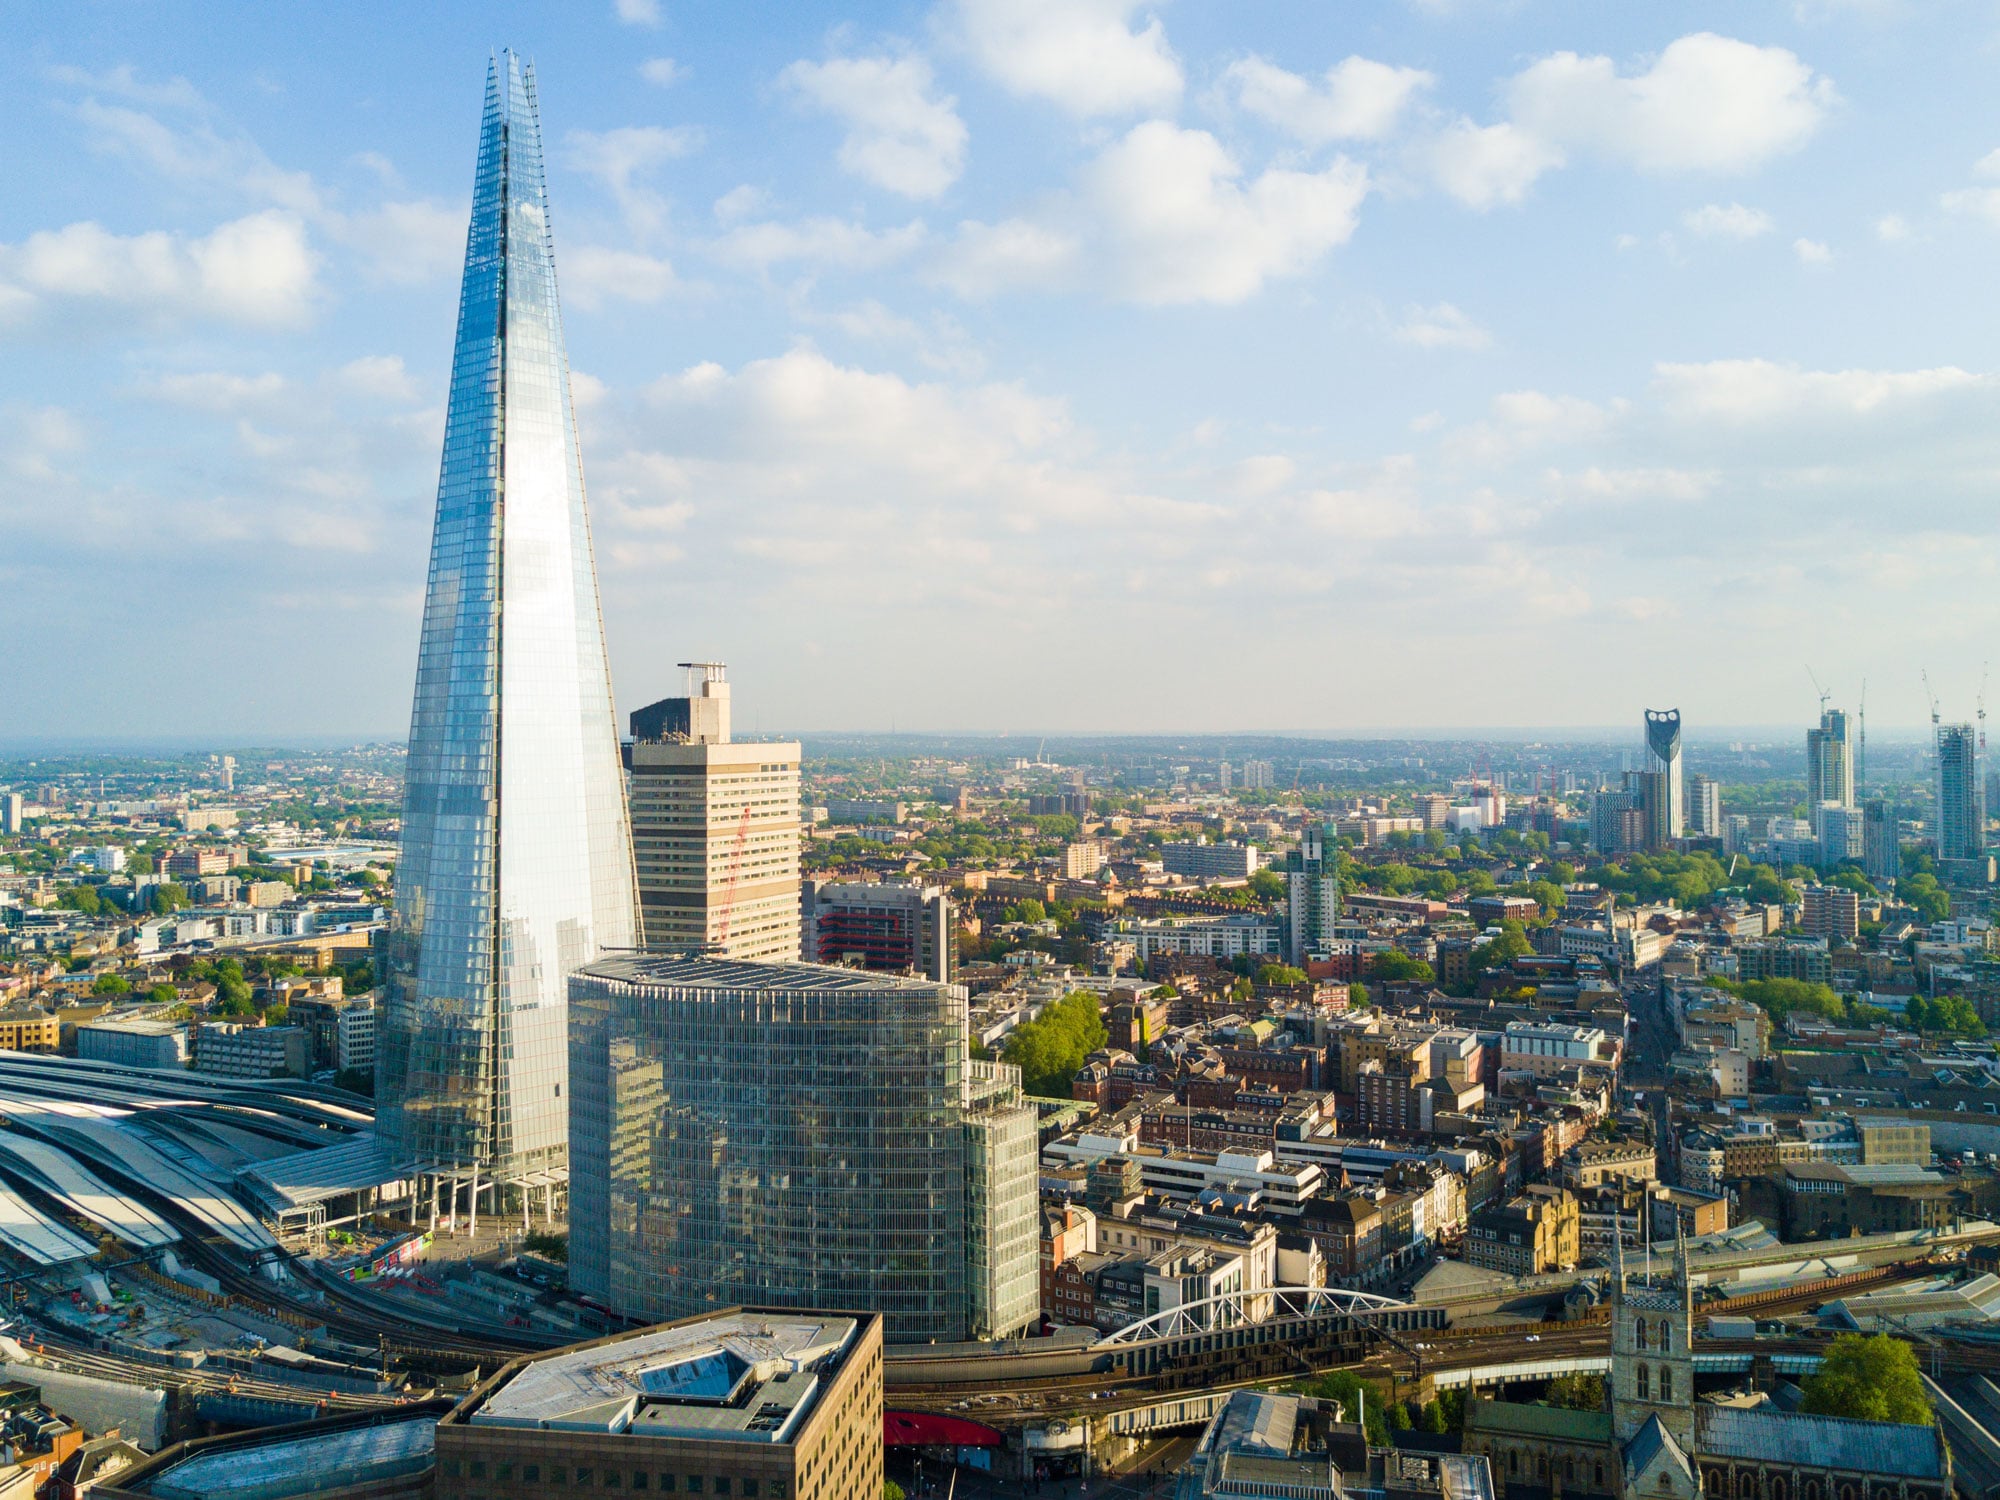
[568,955,1040,1344]
[378,53,637,1186]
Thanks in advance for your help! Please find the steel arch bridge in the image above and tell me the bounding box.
[1094,1285,1413,1346]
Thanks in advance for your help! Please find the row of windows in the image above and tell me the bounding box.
[447,1458,788,1495]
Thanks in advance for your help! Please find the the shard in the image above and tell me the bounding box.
[378,52,637,1215]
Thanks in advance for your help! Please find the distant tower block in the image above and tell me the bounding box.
[1642,709,1685,842]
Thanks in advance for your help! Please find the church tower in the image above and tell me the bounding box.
[1610,1221,1700,1500]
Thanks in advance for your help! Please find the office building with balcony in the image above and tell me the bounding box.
[800,880,954,981]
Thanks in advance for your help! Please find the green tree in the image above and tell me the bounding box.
[1801,1334,1932,1425]
[522,1228,568,1264]
[1248,868,1286,901]
[147,984,178,1006]
[148,882,190,915]
[1470,920,1533,979]
[1002,898,1048,925]
[57,884,102,916]
[1002,991,1108,1097]
[884,1484,906,1500]
[1548,1371,1605,1410]
[1418,1400,1448,1433]
[1366,951,1434,984]
[90,974,130,997]
[1294,1371,1390,1445]
[1255,963,1309,988]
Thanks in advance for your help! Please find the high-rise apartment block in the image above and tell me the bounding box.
[1862,798,1899,880]
[1937,722,1984,864]
[1162,839,1262,880]
[1685,773,1721,839]
[1807,709,1854,812]
[568,955,1039,1343]
[800,879,956,981]
[1642,709,1685,840]
[379,54,639,1205]
[627,666,802,964]
[0,794,21,834]
[1285,824,1340,964]
[1801,884,1861,941]
[1241,760,1274,791]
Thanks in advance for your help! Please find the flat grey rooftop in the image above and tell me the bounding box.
[472,1312,856,1440]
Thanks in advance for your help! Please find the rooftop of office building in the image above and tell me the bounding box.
[578,953,950,993]
[451,1310,870,1445]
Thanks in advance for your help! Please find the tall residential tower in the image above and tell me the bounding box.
[378,54,638,1217]
[1937,722,1984,865]
[1642,710,1685,843]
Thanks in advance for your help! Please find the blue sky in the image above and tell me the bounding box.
[4,1,1998,739]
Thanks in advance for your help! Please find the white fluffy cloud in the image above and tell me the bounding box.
[1394,302,1491,350]
[639,57,686,87]
[1078,122,1368,305]
[931,218,1080,297]
[1650,358,1986,422]
[565,126,702,237]
[1419,121,1562,209]
[1423,33,1835,207]
[0,211,318,327]
[780,54,967,199]
[562,247,684,309]
[613,0,660,26]
[1226,55,1433,143]
[1793,236,1832,264]
[1508,33,1835,173]
[944,0,1182,117]
[711,217,929,272]
[1683,202,1775,239]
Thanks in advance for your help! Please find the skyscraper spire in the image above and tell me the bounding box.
[378,51,638,1204]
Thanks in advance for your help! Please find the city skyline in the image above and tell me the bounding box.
[5,3,2000,736]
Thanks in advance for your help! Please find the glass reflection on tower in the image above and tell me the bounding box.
[377,52,637,1190]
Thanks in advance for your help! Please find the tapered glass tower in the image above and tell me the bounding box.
[378,53,638,1203]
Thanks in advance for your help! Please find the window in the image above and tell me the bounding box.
[1661,1368,1673,1400]
[745,1483,760,1498]
[717,1481,732,1497]
[527,1467,542,1485]
[471,1461,488,1479]
[1638,1365,1649,1400]
[691,1478,705,1494]
[636,1477,649,1492]
[1637,1319,1649,1350]
[1660,1320,1671,1352]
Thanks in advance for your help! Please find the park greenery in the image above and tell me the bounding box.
[1002,990,1109,1098]
[1800,1334,1932,1425]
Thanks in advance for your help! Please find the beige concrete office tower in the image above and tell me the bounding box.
[627,665,802,962]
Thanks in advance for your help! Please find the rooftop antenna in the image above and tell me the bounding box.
[1979,661,1990,753]
[1857,679,1868,790]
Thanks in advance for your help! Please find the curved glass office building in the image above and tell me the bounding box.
[568,956,1039,1344]
[378,53,638,1199]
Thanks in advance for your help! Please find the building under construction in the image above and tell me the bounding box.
[625,664,803,963]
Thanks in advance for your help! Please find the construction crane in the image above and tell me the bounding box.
[712,802,753,950]
[1856,679,1867,790]
[1922,669,1942,730]
[1807,666,1831,717]
[1980,661,1991,752]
